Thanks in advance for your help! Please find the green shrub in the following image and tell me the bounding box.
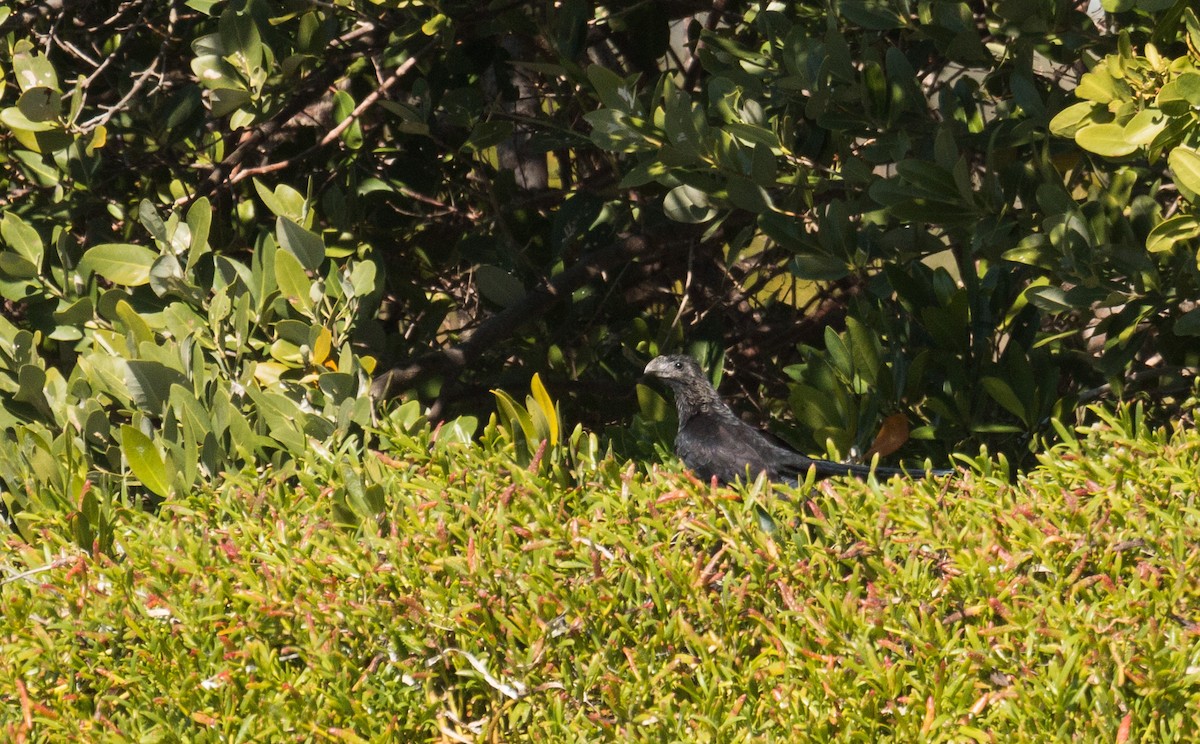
[0,195,380,549]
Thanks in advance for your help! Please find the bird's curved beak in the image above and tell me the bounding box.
[642,358,662,381]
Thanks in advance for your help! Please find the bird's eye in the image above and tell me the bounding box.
[673,361,683,370]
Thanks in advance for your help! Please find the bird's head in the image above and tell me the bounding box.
[643,355,705,387]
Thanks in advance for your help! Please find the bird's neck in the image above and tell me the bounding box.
[671,383,729,424]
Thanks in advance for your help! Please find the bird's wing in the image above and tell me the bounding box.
[676,412,789,483]
[674,407,953,483]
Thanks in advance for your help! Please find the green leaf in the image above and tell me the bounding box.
[121,425,172,498]
[492,388,537,449]
[269,338,304,365]
[115,299,155,347]
[218,8,263,71]
[1168,146,1200,199]
[125,360,188,414]
[149,253,195,299]
[789,253,849,280]
[254,180,306,222]
[1188,8,1200,57]
[895,160,963,201]
[475,265,525,308]
[1076,67,1118,103]
[16,87,61,123]
[1155,74,1200,116]
[1122,109,1166,146]
[981,376,1029,425]
[824,326,854,378]
[318,372,356,402]
[725,122,780,150]
[1,212,44,267]
[138,200,167,244]
[0,252,37,279]
[529,373,559,445]
[12,49,58,92]
[79,243,158,286]
[190,55,242,90]
[275,319,310,346]
[436,415,477,448]
[276,216,324,270]
[348,260,378,299]
[274,247,313,313]
[584,109,648,152]
[1146,215,1200,253]
[726,176,773,213]
[53,296,94,326]
[1003,234,1054,269]
[14,364,50,418]
[421,12,450,35]
[210,88,251,117]
[1075,123,1137,158]
[185,197,212,269]
[844,317,881,387]
[1174,308,1200,336]
[1048,102,1103,137]
[462,121,514,153]
[587,65,638,115]
[750,143,777,186]
[0,105,59,133]
[664,184,717,223]
[839,0,907,30]
[1024,285,1074,313]
[332,90,364,150]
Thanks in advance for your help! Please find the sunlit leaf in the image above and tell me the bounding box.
[79,244,158,286]
[1168,146,1200,199]
[1146,215,1200,253]
[276,217,324,270]
[529,373,560,445]
[274,248,313,313]
[121,425,172,498]
[664,184,717,223]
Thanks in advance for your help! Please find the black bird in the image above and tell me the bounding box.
[643,354,951,484]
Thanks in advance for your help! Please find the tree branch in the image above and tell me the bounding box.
[179,23,383,205]
[231,42,434,184]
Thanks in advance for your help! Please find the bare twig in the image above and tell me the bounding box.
[682,0,729,91]
[177,23,385,205]
[231,44,433,184]
[80,55,164,131]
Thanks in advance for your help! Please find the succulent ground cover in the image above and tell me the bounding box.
[3,403,1198,741]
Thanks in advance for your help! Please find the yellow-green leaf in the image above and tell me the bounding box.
[1168,146,1200,199]
[274,248,313,313]
[529,373,559,446]
[80,243,157,286]
[1146,214,1200,253]
[1075,123,1137,158]
[121,425,172,498]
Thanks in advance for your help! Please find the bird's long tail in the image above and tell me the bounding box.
[794,458,953,481]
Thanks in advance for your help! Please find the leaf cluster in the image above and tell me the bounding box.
[0,194,381,547]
